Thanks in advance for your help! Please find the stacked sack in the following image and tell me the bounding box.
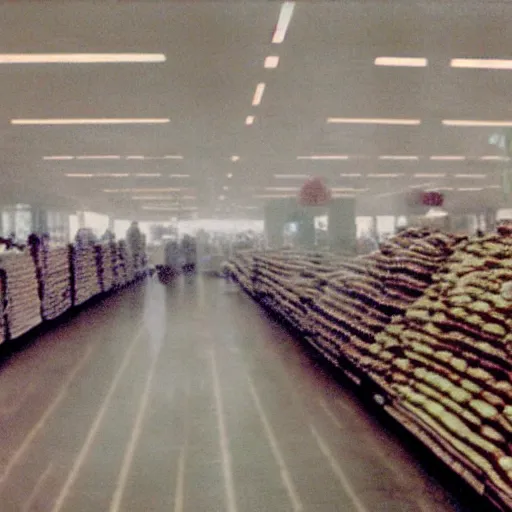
[226,251,256,295]
[364,231,512,510]
[95,243,115,293]
[117,241,135,285]
[0,270,6,343]
[306,229,466,371]
[36,235,72,321]
[0,250,42,339]
[71,230,101,306]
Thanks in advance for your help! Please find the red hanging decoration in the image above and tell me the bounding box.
[298,177,331,206]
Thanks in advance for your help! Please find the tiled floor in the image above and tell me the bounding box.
[0,276,483,511]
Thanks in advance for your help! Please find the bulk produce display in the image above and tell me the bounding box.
[227,227,512,511]
[0,250,42,340]
[0,234,147,344]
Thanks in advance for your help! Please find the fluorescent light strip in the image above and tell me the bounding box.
[327,117,421,125]
[426,187,454,192]
[103,188,183,193]
[455,174,487,179]
[414,173,446,178]
[252,83,266,106]
[297,155,349,160]
[255,194,295,199]
[457,187,483,191]
[12,118,170,125]
[43,156,74,160]
[264,56,279,69]
[480,155,509,161]
[265,187,299,191]
[374,57,427,67]
[135,173,161,177]
[230,156,240,162]
[443,119,512,127]
[378,155,419,161]
[451,58,512,70]
[333,194,356,198]
[142,206,197,211]
[486,185,501,189]
[331,187,368,192]
[367,173,403,178]
[245,116,255,125]
[96,173,129,177]
[76,155,121,160]
[65,173,93,178]
[274,174,309,179]
[0,53,166,64]
[430,155,466,161]
[132,196,177,200]
[272,2,295,44]
[227,173,233,179]
[409,182,435,189]
[339,173,362,177]
[169,174,190,178]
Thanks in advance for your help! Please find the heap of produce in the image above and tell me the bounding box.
[0,250,42,339]
[364,232,512,510]
[305,229,466,370]
[71,229,101,306]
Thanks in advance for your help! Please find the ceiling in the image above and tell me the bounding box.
[1,0,512,221]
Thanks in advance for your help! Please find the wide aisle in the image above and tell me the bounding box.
[0,277,482,512]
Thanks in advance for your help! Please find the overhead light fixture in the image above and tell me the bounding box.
[425,208,448,218]
[223,186,229,191]
[327,117,421,125]
[219,195,226,201]
[274,174,309,179]
[96,173,130,177]
[331,187,368,192]
[255,194,295,199]
[443,119,512,127]
[264,56,279,69]
[227,173,233,179]
[252,83,266,106]
[409,182,435,189]
[0,53,166,64]
[414,173,446,178]
[126,156,145,160]
[230,156,240,162]
[430,155,466,161]
[142,205,198,212]
[65,173,94,178]
[103,187,183,193]
[297,155,349,160]
[265,187,299,191]
[378,155,419,161]
[374,57,428,67]
[135,173,161,177]
[132,196,177,200]
[457,187,483,191]
[245,116,255,125]
[486,185,501,189]
[367,173,403,178]
[76,155,121,160]
[455,174,487,179]
[332,194,356,198]
[12,118,170,125]
[480,155,509,161]
[272,2,295,44]
[169,174,190,178]
[426,187,454,192]
[43,155,74,160]
[163,155,184,159]
[339,173,362,177]
[450,58,512,70]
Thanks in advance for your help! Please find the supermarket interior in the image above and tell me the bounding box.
[0,1,511,511]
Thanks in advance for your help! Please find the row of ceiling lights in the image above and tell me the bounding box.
[244,2,295,127]
[375,57,512,70]
[272,173,489,180]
